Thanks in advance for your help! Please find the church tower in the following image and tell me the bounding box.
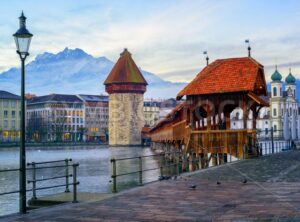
[270,66,283,136]
[285,68,296,98]
[104,49,148,146]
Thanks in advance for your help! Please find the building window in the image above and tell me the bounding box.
[11,101,16,108]
[4,110,8,118]
[4,120,8,128]
[3,100,9,108]
[12,111,16,118]
[294,89,296,97]
[274,125,277,132]
[273,87,277,97]
[273,108,277,116]
[12,120,16,129]
[280,87,282,96]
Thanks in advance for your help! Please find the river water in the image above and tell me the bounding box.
[0,146,160,216]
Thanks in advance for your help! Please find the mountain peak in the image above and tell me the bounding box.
[57,47,92,59]
[34,47,93,64]
[0,48,186,98]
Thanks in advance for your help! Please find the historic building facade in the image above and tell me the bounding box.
[78,94,109,141]
[143,100,160,127]
[231,67,299,139]
[26,94,84,142]
[0,91,21,141]
[104,49,147,146]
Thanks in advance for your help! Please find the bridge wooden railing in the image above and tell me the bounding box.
[151,125,257,159]
[188,129,257,159]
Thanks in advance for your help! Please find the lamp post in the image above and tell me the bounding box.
[13,11,33,214]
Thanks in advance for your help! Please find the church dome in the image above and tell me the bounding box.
[285,70,296,84]
[271,69,282,82]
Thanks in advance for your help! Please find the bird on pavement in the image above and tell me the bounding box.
[217,181,221,185]
[189,185,197,189]
[242,179,247,184]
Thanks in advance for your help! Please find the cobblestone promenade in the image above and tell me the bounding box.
[3,151,300,222]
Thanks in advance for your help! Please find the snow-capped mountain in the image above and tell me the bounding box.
[0,48,186,99]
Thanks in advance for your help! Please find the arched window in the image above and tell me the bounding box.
[280,87,282,96]
[273,87,277,97]
[274,125,277,132]
[294,89,296,97]
[290,107,292,116]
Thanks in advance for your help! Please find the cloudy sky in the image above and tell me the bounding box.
[0,0,300,82]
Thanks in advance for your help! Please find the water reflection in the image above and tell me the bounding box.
[0,146,159,216]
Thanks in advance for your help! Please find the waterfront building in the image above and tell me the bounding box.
[230,67,299,139]
[143,100,160,127]
[26,94,84,142]
[150,56,268,160]
[104,49,148,146]
[78,94,109,141]
[0,91,21,141]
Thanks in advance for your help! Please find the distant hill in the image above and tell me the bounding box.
[0,48,186,99]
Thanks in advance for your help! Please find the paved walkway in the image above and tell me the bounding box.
[3,151,300,222]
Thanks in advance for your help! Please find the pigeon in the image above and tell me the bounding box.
[164,176,171,180]
[217,181,221,185]
[242,179,247,184]
[189,185,197,189]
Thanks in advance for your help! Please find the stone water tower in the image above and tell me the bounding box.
[104,49,147,146]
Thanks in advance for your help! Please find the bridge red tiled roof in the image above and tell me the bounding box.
[177,57,265,99]
[104,49,148,85]
[150,102,185,132]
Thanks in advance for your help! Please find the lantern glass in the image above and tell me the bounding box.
[14,34,32,55]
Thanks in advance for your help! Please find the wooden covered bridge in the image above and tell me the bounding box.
[150,57,269,164]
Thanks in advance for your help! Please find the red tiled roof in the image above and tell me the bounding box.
[104,49,148,85]
[150,102,185,132]
[177,57,266,99]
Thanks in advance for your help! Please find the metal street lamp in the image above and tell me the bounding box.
[13,11,33,214]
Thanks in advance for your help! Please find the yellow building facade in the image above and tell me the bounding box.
[0,91,21,142]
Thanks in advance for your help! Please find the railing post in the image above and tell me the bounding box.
[160,153,164,178]
[178,151,182,173]
[65,159,70,193]
[243,145,246,159]
[176,152,180,175]
[271,127,274,154]
[229,146,232,162]
[138,156,143,186]
[222,146,224,164]
[111,158,117,193]
[32,162,37,200]
[72,163,79,203]
[260,144,263,156]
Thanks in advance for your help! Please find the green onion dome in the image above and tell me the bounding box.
[271,68,282,82]
[285,70,296,84]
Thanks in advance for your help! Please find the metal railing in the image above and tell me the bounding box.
[0,158,80,214]
[27,159,79,203]
[110,149,240,193]
[110,152,181,193]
